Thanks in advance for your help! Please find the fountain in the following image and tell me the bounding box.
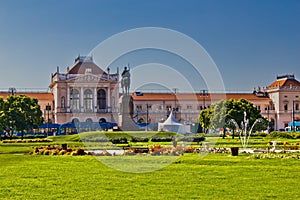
[229,111,264,149]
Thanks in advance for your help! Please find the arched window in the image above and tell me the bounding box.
[84,89,93,112]
[61,96,65,108]
[72,118,80,123]
[99,118,106,123]
[86,118,93,123]
[97,89,106,110]
[70,89,80,112]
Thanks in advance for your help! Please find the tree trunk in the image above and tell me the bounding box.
[232,129,235,139]
[222,128,226,139]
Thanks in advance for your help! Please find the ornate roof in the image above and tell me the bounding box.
[267,74,300,90]
[67,56,107,75]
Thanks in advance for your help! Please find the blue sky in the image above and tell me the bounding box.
[0,0,300,92]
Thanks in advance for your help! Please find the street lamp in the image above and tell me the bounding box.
[292,98,299,131]
[173,88,178,119]
[200,89,208,109]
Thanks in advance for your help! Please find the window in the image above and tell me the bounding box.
[72,118,80,123]
[147,105,152,110]
[296,103,299,111]
[284,103,288,111]
[99,118,106,123]
[158,105,162,110]
[84,89,93,112]
[187,105,192,110]
[61,97,65,108]
[256,105,261,110]
[197,105,201,110]
[136,105,142,111]
[70,89,80,111]
[166,105,172,111]
[86,118,93,123]
[97,89,106,110]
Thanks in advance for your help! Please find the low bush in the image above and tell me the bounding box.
[130,137,149,142]
[2,139,53,143]
[267,132,294,139]
[178,136,205,143]
[251,132,268,137]
[151,137,172,142]
[110,137,128,144]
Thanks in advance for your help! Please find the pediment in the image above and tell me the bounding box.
[68,74,109,83]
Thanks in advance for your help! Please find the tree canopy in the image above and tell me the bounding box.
[0,95,43,138]
[199,98,268,133]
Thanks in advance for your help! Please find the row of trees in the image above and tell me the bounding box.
[0,95,43,140]
[198,98,268,137]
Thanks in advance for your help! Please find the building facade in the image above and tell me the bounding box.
[131,75,300,130]
[266,75,300,130]
[49,56,119,124]
[3,57,299,131]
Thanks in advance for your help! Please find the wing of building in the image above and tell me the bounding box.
[49,56,119,124]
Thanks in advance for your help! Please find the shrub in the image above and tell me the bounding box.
[76,148,86,155]
[267,132,294,139]
[151,137,172,142]
[43,150,51,155]
[58,150,67,155]
[251,132,268,137]
[131,137,149,142]
[110,137,128,144]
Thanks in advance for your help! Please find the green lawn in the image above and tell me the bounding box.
[0,133,300,199]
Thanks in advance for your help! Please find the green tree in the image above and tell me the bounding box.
[0,95,42,139]
[0,97,4,140]
[198,98,268,137]
[198,109,211,133]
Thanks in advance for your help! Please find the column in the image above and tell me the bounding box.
[66,86,70,112]
[94,87,97,112]
[107,85,111,112]
[80,87,84,112]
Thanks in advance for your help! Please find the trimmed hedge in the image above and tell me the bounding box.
[267,132,294,139]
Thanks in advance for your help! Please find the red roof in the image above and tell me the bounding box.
[132,93,270,102]
[267,77,300,89]
[68,60,107,75]
[0,92,53,101]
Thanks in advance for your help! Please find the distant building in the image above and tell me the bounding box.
[2,56,299,131]
[132,75,300,130]
[265,74,300,130]
[49,56,119,124]
[0,90,54,123]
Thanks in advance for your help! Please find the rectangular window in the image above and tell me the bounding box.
[147,105,152,110]
[166,105,172,111]
[284,104,288,111]
[187,105,192,110]
[136,105,142,111]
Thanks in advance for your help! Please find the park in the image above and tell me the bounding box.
[0,128,300,199]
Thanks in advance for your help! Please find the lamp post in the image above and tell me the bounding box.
[45,103,51,135]
[292,98,299,131]
[146,103,149,132]
[173,88,178,119]
[200,89,208,109]
[292,100,295,131]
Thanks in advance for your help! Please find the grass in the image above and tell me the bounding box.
[0,153,299,199]
[0,132,300,199]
